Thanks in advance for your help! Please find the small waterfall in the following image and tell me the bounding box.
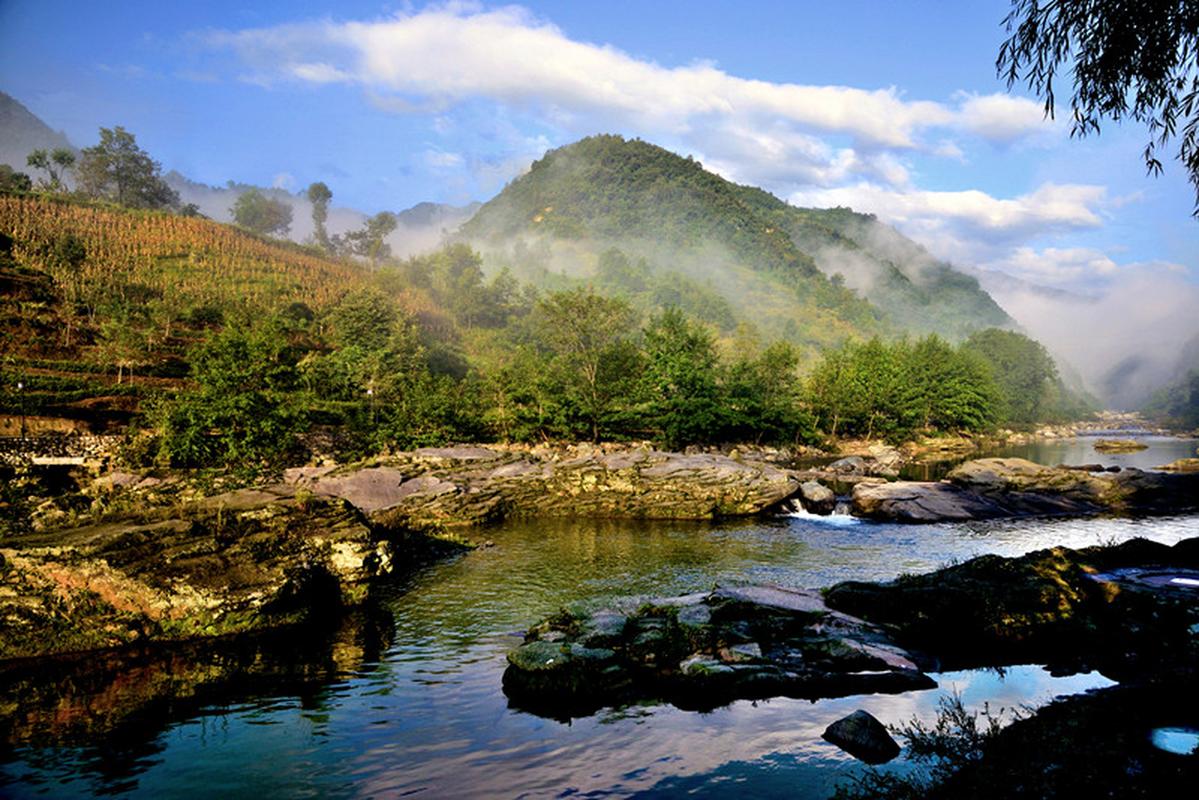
[784,498,860,526]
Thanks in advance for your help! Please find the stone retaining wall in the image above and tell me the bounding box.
[0,434,123,466]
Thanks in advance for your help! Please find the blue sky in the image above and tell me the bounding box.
[1,0,1196,294]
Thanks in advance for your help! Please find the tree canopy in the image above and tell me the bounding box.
[998,0,1199,213]
[26,148,74,191]
[231,188,293,237]
[306,181,333,250]
[77,127,179,210]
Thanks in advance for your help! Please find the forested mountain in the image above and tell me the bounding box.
[776,205,1012,337]
[460,135,1011,343]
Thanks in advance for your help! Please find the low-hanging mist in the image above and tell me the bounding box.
[977,269,1199,409]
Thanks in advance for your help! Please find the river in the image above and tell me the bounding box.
[1,437,1196,798]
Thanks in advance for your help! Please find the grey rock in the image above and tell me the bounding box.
[852,481,1005,522]
[798,480,836,515]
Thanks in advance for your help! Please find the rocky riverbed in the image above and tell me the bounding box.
[0,445,802,664]
[5,441,1197,667]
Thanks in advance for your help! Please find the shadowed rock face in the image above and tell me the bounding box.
[852,458,1199,523]
[286,446,801,530]
[824,537,1199,675]
[502,584,934,719]
[0,487,395,662]
[822,709,901,764]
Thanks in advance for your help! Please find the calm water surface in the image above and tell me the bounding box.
[3,440,1197,798]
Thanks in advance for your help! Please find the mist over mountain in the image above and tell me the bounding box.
[461,135,1011,347]
[0,91,72,177]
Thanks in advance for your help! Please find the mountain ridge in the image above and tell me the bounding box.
[460,134,1012,343]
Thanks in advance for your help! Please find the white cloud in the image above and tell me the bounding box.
[290,62,353,84]
[205,4,1052,191]
[790,182,1106,241]
[954,92,1052,143]
[986,246,1119,285]
[424,148,464,169]
[271,171,295,190]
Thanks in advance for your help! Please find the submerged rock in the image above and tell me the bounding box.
[1094,439,1148,453]
[502,584,934,718]
[822,709,900,764]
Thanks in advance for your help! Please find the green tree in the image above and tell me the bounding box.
[26,147,75,190]
[642,308,725,448]
[0,164,32,194]
[77,127,178,209]
[334,211,398,269]
[724,340,817,445]
[962,328,1058,424]
[231,188,293,237]
[154,318,304,468]
[322,288,398,352]
[49,233,87,347]
[998,0,1199,213]
[903,336,1000,432]
[533,288,641,441]
[306,181,333,250]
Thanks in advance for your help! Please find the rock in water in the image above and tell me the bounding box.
[1094,439,1148,453]
[1156,458,1199,473]
[798,480,836,515]
[822,709,900,764]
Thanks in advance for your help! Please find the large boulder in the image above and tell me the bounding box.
[852,481,1006,522]
[822,709,900,764]
[825,537,1199,672]
[798,480,836,515]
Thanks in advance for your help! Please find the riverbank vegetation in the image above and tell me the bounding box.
[0,185,1097,470]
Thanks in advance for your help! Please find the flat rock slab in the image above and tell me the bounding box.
[502,584,933,719]
[852,458,1199,522]
[286,446,802,529]
[852,481,1007,522]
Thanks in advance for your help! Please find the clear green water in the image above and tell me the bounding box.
[3,507,1197,799]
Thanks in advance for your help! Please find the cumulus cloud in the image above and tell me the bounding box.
[204,4,1052,191]
[789,181,1107,253]
[954,92,1053,143]
[985,246,1119,286]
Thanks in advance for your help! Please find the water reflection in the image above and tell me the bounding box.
[1,511,1196,798]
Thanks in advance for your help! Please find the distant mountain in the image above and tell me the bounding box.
[460,135,1011,345]
[0,91,74,175]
